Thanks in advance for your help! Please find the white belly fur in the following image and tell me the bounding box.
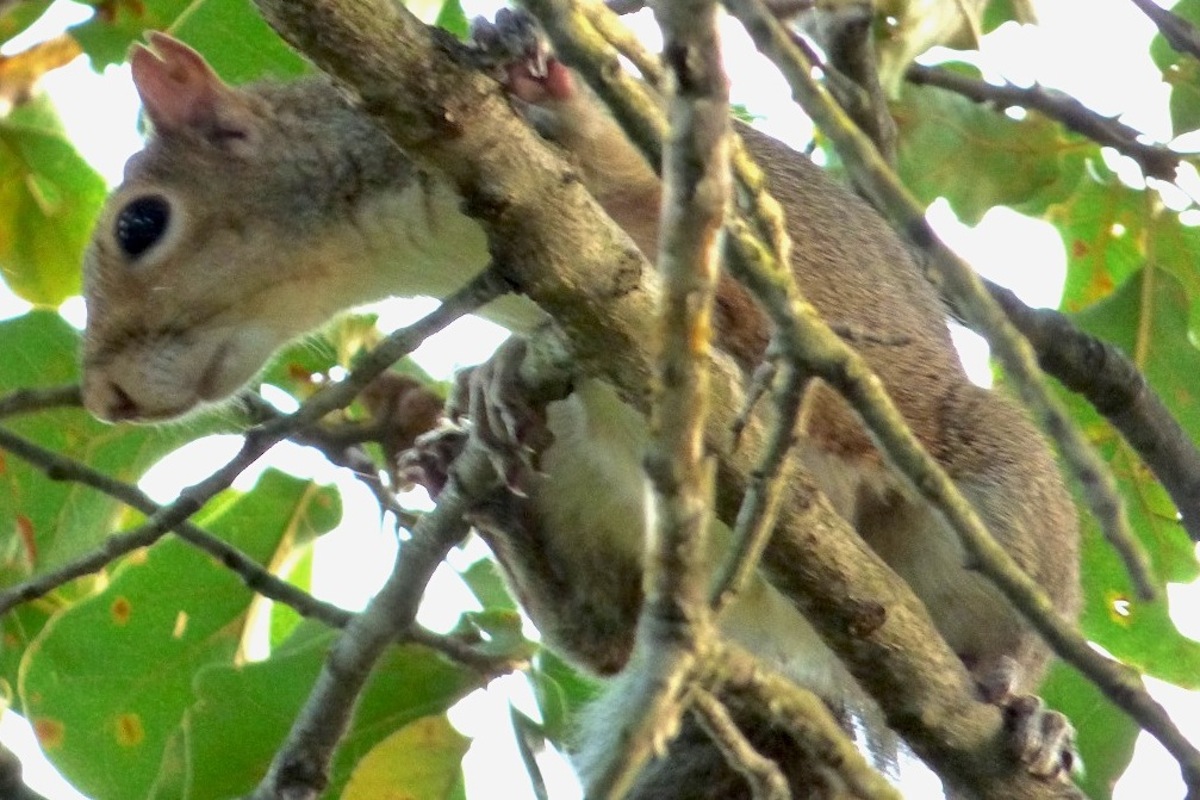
[539,378,852,698]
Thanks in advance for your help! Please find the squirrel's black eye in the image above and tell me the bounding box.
[115,195,171,259]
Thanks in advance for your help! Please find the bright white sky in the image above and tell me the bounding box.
[0,0,1197,798]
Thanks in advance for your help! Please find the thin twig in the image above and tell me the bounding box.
[991,280,1200,552]
[582,0,730,792]
[710,644,904,800]
[237,393,421,528]
[514,1,1088,795]
[711,360,806,614]
[0,385,81,419]
[691,688,789,800]
[584,0,662,86]
[0,424,351,622]
[727,0,1149,600]
[78,270,503,583]
[907,64,1179,182]
[249,459,476,799]
[406,626,530,676]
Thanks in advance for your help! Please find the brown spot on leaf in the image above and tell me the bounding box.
[94,0,145,23]
[15,515,36,565]
[287,362,315,383]
[111,596,132,626]
[114,713,144,747]
[33,718,64,749]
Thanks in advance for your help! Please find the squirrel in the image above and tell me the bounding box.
[80,29,1080,798]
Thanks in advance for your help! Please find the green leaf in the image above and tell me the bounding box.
[1049,169,1200,339]
[895,65,1086,224]
[434,0,470,40]
[1039,662,1139,800]
[528,650,598,743]
[981,0,1034,33]
[71,0,191,69]
[1046,167,1146,315]
[72,0,306,80]
[1149,0,1200,136]
[453,608,537,664]
[0,0,55,44]
[168,0,308,82]
[0,96,106,305]
[341,715,470,800]
[1142,209,1200,339]
[0,312,227,673]
[19,470,339,799]
[269,545,315,649]
[1068,269,1200,687]
[460,557,517,612]
[152,623,483,799]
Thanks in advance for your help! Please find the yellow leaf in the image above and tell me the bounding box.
[342,714,470,800]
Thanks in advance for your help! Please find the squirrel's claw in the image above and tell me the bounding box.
[975,656,1080,782]
[448,337,554,496]
[1004,693,1079,781]
[398,426,468,499]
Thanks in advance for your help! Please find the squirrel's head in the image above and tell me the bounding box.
[81,34,396,422]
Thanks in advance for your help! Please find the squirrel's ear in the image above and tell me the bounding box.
[130,32,230,136]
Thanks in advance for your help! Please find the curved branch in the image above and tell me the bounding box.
[249,458,474,799]
[990,283,1200,547]
[691,688,790,800]
[907,64,1179,182]
[584,0,730,793]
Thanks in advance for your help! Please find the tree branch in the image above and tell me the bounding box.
[583,0,730,794]
[0,423,518,676]
[907,63,1179,183]
[248,452,475,799]
[0,385,81,419]
[710,357,806,615]
[691,688,789,800]
[1128,0,1200,63]
[989,282,1200,549]
[709,644,903,800]
[516,2,1075,795]
[725,0,1151,601]
[242,0,1126,796]
[722,0,1200,789]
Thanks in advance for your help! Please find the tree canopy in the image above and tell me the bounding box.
[0,0,1199,798]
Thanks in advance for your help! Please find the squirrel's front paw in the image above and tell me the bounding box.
[1002,693,1078,780]
[976,657,1079,781]
[399,426,469,499]
[448,336,555,496]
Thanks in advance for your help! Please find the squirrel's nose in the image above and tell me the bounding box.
[84,376,142,422]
